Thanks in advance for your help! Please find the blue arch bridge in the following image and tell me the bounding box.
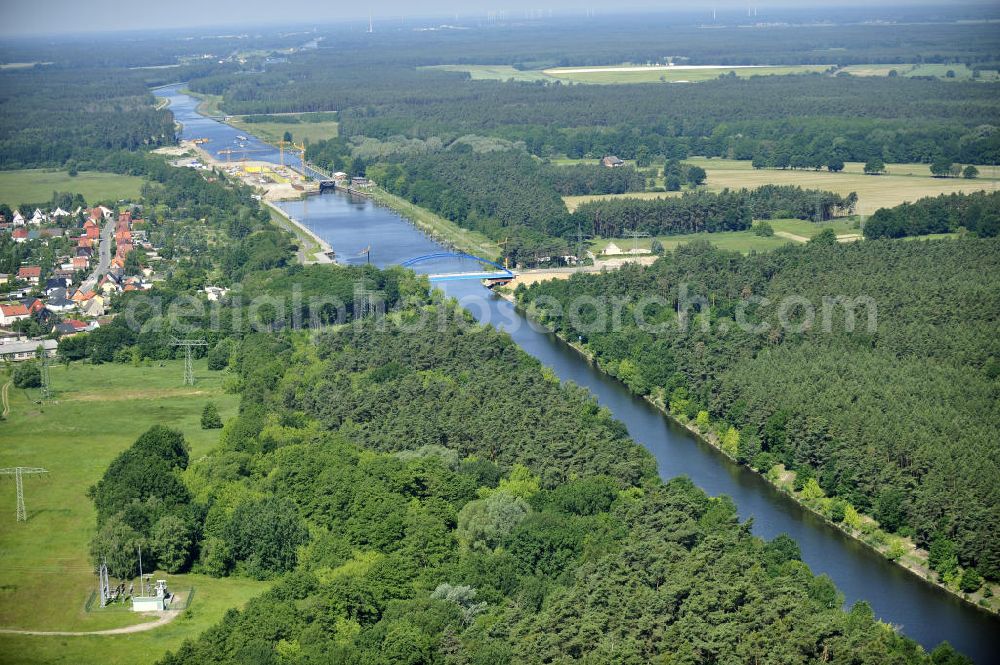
[400,252,515,286]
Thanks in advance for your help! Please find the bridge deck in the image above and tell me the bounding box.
[427,271,515,282]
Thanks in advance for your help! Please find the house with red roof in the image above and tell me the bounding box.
[0,303,30,326]
[84,220,101,240]
[21,298,45,315]
[12,228,28,243]
[17,266,41,284]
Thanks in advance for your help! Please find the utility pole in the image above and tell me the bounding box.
[171,338,208,386]
[99,556,111,607]
[0,467,48,522]
[625,229,650,254]
[39,352,51,400]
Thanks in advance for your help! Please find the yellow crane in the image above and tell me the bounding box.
[497,236,511,270]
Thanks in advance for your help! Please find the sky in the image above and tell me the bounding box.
[0,0,978,36]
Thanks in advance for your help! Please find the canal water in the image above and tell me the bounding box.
[160,84,1000,663]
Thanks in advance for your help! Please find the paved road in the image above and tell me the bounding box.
[80,216,114,291]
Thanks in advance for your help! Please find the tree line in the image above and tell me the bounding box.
[516,236,1000,587]
[129,305,966,664]
[0,67,176,169]
[864,190,1000,239]
[359,148,859,264]
[574,184,857,237]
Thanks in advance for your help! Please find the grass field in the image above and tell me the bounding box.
[177,88,224,117]
[590,218,864,256]
[542,64,828,84]
[840,62,999,81]
[0,170,144,207]
[0,360,267,664]
[688,158,998,215]
[425,63,828,85]
[423,64,553,82]
[0,574,268,665]
[560,158,998,216]
[228,113,340,145]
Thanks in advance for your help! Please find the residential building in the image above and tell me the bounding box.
[0,337,58,362]
[17,266,41,284]
[0,303,30,326]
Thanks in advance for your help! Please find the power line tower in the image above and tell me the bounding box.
[171,338,208,386]
[624,229,650,254]
[98,557,111,608]
[0,467,49,522]
[39,352,51,400]
[575,221,592,266]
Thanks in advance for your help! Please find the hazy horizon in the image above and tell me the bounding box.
[0,0,992,37]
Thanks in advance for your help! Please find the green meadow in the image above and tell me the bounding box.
[0,360,267,665]
[0,170,144,207]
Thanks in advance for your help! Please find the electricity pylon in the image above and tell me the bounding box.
[171,339,208,386]
[0,467,49,522]
[40,353,51,400]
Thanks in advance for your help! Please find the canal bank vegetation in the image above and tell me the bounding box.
[144,306,955,664]
[365,185,503,261]
[516,235,1000,614]
[263,202,329,264]
[313,145,864,266]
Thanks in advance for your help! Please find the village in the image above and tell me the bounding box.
[0,204,155,363]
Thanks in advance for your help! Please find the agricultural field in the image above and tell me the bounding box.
[590,218,861,256]
[688,158,998,215]
[425,63,830,84]
[227,112,340,145]
[840,62,999,81]
[422,64,554,82]
[0,170,144,207]
[541,63,829,84]
[560,158,998,216]
[0,360,266,664]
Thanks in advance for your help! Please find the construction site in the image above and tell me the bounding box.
[165,138,322,202]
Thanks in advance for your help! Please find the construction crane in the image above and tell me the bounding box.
[277,140,306,169]
[496,236,511,269]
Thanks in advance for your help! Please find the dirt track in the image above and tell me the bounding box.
[0,610,179,636]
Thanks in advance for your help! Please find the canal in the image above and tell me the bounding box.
[160,84,1000,663]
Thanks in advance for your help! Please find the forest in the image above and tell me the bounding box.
[78,304,962,664]
[863,190,1000,239]
[347,147,860,263]
[573,185,857,237]
[0,67,176,169]
[191,62,1000,166]
[516,235,1000,589]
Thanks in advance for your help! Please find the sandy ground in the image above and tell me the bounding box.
[173,141,319,202]
[509,256,657,288]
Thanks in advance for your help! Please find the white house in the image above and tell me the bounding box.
[29,209,46,225]
[12,211,24,226]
